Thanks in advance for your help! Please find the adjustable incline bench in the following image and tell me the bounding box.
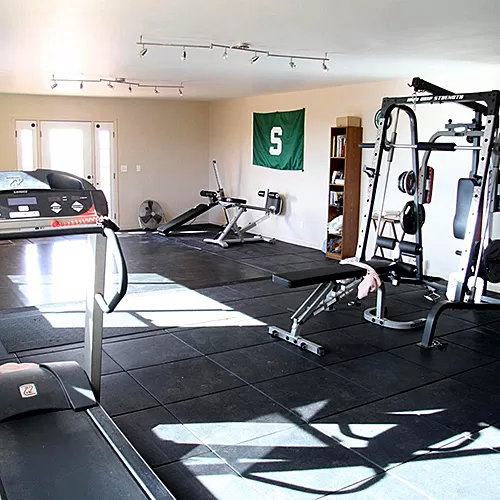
[268,259,425,356]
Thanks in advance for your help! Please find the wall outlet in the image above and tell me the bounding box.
[120,165,128,173]
[136,164,141,172]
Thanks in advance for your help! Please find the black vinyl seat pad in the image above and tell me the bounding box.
[272,260,394,288]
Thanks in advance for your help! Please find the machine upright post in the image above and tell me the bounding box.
[84,233,107,399]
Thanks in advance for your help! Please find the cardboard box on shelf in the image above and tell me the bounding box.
[336,116,362,128]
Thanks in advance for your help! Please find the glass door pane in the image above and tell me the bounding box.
[15,121,39,171]
[95,123,116,221]
[40,121,92,182]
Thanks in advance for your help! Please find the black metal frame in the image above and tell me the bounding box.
[356,78,500,348]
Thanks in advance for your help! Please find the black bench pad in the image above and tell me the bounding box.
[272,260,394,288]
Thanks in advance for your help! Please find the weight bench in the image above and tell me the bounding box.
[268,259,426,356]
[204,190,283,248]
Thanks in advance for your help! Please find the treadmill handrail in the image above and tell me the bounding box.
[95,227,128,313]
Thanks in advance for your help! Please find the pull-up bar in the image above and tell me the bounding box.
[410,77,488,115]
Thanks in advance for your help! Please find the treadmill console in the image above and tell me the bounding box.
[0,170,110,238]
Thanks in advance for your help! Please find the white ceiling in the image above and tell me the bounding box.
[1,0,500,100]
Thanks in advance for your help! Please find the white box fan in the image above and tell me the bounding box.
[138,200,164,230]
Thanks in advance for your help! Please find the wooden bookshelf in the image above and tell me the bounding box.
[326,125,363,260]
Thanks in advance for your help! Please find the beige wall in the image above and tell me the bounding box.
[209,76,500,279]
[0,94,209,229]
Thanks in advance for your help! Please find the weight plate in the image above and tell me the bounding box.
[400,201,425,235]
[374,108,393,129]
[483,240,500,283]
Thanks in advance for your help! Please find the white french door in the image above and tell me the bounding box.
[15,120,118,222]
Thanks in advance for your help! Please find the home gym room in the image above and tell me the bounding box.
[1,1,500,498]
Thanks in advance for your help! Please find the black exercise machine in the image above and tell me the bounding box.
[0,170,174,499]
[203,189,283,248]
[158,160,228,235]
[269,77,500,355]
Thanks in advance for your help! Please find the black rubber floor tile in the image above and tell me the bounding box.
[226,295,286,318]
[282,329,381,366]
[227,280,304,299]
[330,472,431,499]
[209,342,318,384]
[113,406,209,467]
[255,368,380,422]
[240,253,314,267]
[312,396,461,471]
[452,361,500,397]
[339,322,428,351]
[389,433,500,500]
[100,372,160,416]
[195,285,248,303]
[396,310,475,335]
[130,357,245,405]
[154,451,266,500]
[442,308,500,326]
[390,341,496,376]
[19,346,122,374]
[445,327,500,359]
[103,333,202,370]
[391,378,500,433]
[391,289,436,310]
[213,424,383,500]
[327,352,444,397]
[172,325,272,355]
[167,385,302,445]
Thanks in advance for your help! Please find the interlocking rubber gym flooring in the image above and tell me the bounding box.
[1,230,500,499]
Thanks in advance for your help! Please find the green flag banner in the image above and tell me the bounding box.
[253,108,305,171]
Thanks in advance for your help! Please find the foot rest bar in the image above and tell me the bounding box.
[268,326,325,356]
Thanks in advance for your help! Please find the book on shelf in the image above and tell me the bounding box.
[332,134,346,157]
[331,170,345,184]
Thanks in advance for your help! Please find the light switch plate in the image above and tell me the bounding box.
[120,165,128,173]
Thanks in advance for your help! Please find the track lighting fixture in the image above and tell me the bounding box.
[138,36,148,57]
[136,36,330,71]
[49,75,184,96]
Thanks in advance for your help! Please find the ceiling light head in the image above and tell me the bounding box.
[154,87,159,95]
[322,60,329,72]
[107,82,114,89]
[139,46,148,57]
[250,52,260,64]
[50,81,58,89]
[222,48,229,60]
[178,87,183,97]
[289,58,296,69]
[128,84,132,93]
[80,81,84,90]
[180,47,187,60]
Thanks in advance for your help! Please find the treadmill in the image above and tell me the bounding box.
[0,170,175,500]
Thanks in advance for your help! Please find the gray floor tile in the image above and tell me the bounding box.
[130,357,245,404]
[214,424,383,500]
[167,385,302,445]
[113,406,209,467]
[155,452,266,500]
[389,433,500,500]
[312,395,461,470]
